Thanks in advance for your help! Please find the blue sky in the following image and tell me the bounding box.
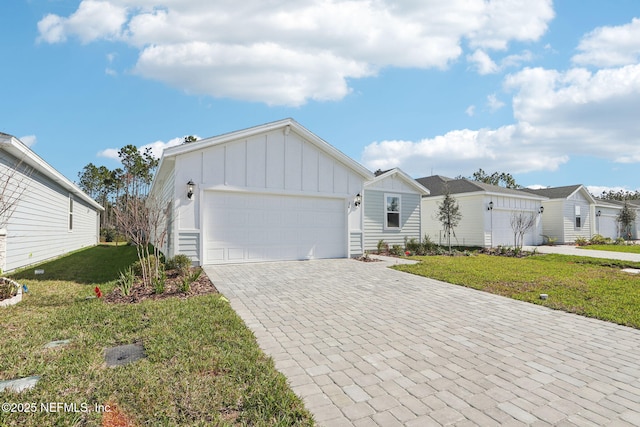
[2,1,640,195]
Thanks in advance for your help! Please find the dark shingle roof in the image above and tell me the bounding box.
[415,175,541,198]
[520,184,583,199]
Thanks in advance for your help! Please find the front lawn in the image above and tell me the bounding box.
[1,245,313,426]
[579,244,640,254]
[394,254,640,328]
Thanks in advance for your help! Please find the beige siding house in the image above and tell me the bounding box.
[417,176,546,247]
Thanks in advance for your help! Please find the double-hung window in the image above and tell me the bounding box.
[385,194,401,229]
[575,205,581,228]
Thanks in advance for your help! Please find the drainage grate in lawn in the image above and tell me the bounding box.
[104,343,146,367]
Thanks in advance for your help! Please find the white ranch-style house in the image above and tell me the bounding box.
[149,119,373,265]
[417,176,546,247]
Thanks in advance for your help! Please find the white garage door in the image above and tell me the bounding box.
[203,192,347,264]
[492,210,537,247]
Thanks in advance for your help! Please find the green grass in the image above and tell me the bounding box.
[1,246,314,426]
[579,244,640,254]
[395,254,640,329]
[11,244,140,284]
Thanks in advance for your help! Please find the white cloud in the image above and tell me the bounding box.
[38,0,127,44]
[362,19,640,178]
[467,49,534,74]
[98,136,186,162]
[467,50,499,74]
[573,18,640,67]
[465,105,476,117]
[486,94,504,112]
[37,0,554,106]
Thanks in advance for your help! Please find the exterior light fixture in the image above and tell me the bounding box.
[596,210,601,217]
[187,180,195,200]
[538,206,545,214]
[354,193,362,207]
[488,201,494,211]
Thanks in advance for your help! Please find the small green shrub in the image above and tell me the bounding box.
[180,267,202,293]
[405,237,421,254]
[377,239,388,254]
[421,234,437,253]
[117,267,135,296]
[615,237,626,245]
[589,234,611,245]
[152,269,166,294]
[166,254,192,273]
[575,237,589,246]
[389,245,404,256]
[132,255,162,277]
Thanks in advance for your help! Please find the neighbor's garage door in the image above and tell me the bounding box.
[203,192,347,264]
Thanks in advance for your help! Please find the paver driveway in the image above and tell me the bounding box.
[204,259,640,426]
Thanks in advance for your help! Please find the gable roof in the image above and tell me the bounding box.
[365,168,430,195]
[0,133,104,211]
[415,175,545,199]
[151,118,374,191]
[521,184,596,204]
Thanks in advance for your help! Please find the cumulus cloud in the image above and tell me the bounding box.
[361,17,640,178]
[36,0,554,106]
[97,136,184,162]
[573,18,640,67]
[467,49,534,74]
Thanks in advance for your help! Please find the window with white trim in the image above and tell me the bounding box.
[385,194,401,229]
[69,195,74,231]
[575,205,581,228]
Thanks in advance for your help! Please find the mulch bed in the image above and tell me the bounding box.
[0,277,19,301]
[104,268,218,304]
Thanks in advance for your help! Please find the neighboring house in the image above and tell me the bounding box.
[0,132,103,272]
[148,119,373,265]
[594,199,640,240]
[416,176,546,247]
[522,185,596,244]
[363,168,430,251]
[594,199,622,240]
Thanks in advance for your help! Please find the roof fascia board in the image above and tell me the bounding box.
[365,168,430,195]
[0,135,104,211]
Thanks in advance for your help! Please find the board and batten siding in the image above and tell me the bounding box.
[1,154,99,272]
[562,193,593,243]
[421,195,486,247]
[155,122,369,263]
[364,190,421,251]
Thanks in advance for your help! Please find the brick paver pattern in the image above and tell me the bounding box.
[205,259,640,426]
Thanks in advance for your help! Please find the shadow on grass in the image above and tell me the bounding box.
[9,244,140,285]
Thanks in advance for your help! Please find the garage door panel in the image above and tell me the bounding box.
[204,192,346,263]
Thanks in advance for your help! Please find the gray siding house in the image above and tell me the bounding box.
[363,168,429,251]
[0,133,103,272]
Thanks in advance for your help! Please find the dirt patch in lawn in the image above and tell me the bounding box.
[104,269,218,304]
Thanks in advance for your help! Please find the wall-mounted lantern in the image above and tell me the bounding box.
[538,206,545,214]
[596,210,601,217]
[187,180,195,200]
[487,201,494,211]
[354,193,362,207]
